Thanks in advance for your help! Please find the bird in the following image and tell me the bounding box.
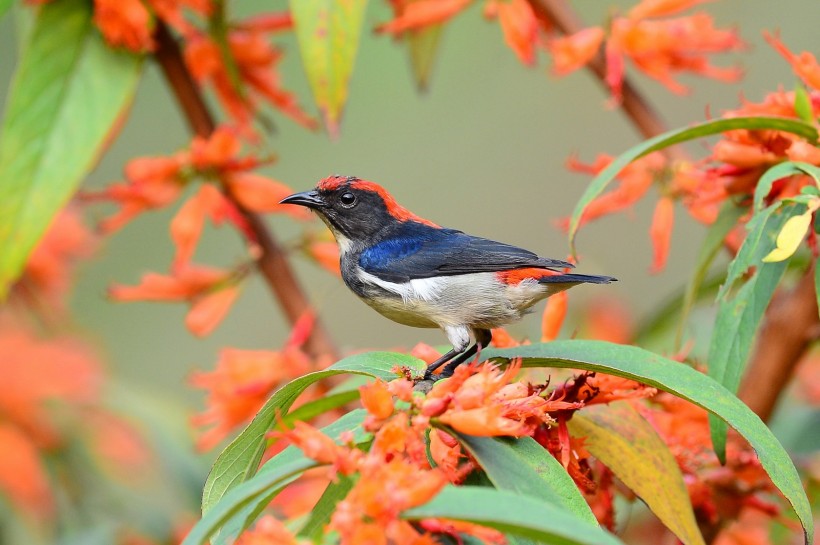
[280,175,616,379]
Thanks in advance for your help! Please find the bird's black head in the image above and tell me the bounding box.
[280,175,438,244]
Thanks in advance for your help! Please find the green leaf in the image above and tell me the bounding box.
[479,340,813,543]
[282,389,360,425]
[708,203,798,460]
[407,25,443,91]
[208,409,369,545]
[720,203,799,299]
[403,486,624,545]
[0,0,142,298]
[289,0,368,137]
[201,352,423,514]
[568,117,819,256]
[816,256,820,321]
[568,402,704,545]
[794,85,814,124]
[453,434,598,526]
[753,162,820,213]
[676,201,746,347]
[0,0,12,21]
[296,475,355,540]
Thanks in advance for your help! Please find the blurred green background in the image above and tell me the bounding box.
[1,0,818,415]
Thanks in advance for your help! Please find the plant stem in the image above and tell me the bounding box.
[153,22,338,360]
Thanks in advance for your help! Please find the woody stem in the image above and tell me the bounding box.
[530,0,818,459]
[153,22,338,360]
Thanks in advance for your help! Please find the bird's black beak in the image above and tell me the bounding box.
[279,190,325,209]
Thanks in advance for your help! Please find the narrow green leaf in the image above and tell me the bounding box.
[297,475,355,539]
[720,203,798,299]
[407,25,443,91]
[794,86,814,124]
[289,0,368,136]
[0,0,142,298]
[0,0,12,21]
[568,117,818,256]
[201,352,423,514]
[569,402,705,545]
[708,203,798,460]
[753,162,820,213]
[209,410,369,545]
[404,486,624,545]
[479,341,813,543]
[282,389,360,425]
[676,201,745,347]
[453,434,597,526]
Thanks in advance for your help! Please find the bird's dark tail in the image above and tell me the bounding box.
[538,273,617,285]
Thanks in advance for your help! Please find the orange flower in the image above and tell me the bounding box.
[377,0,473,34]
[93,0,154,52]
[185,284,241,337]
[170,184,230,270]
[489,0,538,65]
[579,297,634,344]
[541,291,568,341]
[226,173,310,218]
[649,196,675,273]
[191,345,312,451]
[109,264,230,302]
[360,380,395,420]
[283,421,360,474]
[418,519,506,544]
[548,27,604,76]
[764,31,820,90]
[147,0,212,37]
[410,342,443,364]
[234,515,302,545]
[607,12,743,99]
[0,424,54,519]
[184,28,315,132]
[17,207,96,307]
[627,0,713,20]
[428,429,473,483]
[86,412,153,481]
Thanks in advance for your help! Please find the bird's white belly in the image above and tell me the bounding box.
[356,270,549,329]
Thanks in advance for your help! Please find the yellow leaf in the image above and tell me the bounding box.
[568,402,706,545]
[762,209,813,262]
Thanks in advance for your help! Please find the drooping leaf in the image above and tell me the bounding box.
[407,24,444,91]
[289,0,368,136]
[0,0,142,298]
[708,203,798,460]
[282,389,360,425]
[676,201,745,347]
[479,341,813,543]
[568,117,819,256]
[208,410,369,545]
[453,433,598,526]
[403,485,624,545]
[568,402,705,545]
[201,352,423,514]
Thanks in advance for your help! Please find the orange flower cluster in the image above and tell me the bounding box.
[97,126,308,336]
[184,15,317,134]
[190,313,320,450]
[567,36,820,272]
[378,0,742,102]
[11,207,97,310]
[0,321,151,520]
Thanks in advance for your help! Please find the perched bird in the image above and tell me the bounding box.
[281,175,616,379]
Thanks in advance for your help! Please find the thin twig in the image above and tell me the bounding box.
[153,22,338,359]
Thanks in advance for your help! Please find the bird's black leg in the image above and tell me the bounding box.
[423,348,460,379]
[440,329,493,378]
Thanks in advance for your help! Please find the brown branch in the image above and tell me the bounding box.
[739,270,819,421]
[153,23,338,360]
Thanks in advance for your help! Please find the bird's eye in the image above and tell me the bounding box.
[339,192,357,208]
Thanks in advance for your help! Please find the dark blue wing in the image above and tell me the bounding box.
[359,223,573,283]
